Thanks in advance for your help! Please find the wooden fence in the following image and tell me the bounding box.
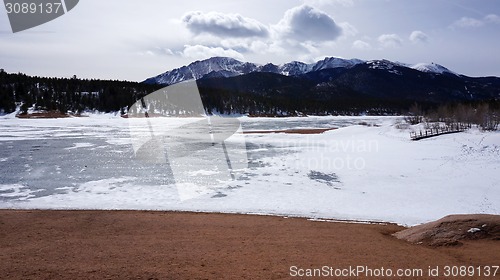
[410,123,469,141]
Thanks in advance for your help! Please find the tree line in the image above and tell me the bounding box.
[0,70,161,115]
[198,86,412,116]
[405,100,500,131]
[1,70,499,120]
[0,70,411,116]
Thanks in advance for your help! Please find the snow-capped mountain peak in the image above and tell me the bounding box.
[144,57,259,85]
[312,57,364,71]
[410,62,458,75]
[278,57,364,76]
[278,61,313,76]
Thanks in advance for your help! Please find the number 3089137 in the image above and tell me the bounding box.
[5,2,62,14]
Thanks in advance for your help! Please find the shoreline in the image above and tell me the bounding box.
[0,207,396,225]
[3,111,401,119]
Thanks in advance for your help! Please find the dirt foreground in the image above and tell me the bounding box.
[0,210,499,279]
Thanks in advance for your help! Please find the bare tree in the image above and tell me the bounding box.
[420,101,499,132]
[476,103,500,131]
[405,103,424,125]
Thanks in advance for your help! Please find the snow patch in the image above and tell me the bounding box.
[65,142,94,150]
[467,227,481,233]
[0,184,44,200]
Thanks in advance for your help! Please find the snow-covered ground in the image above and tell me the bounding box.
[0,114,499,225]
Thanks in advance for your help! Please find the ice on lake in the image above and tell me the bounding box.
[1,114,499,225]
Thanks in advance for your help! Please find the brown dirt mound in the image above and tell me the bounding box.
[243,128,337,134]
[16,111,88,118]
[17,111,69,118]
[393,214,500,246]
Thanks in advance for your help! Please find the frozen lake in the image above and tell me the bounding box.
[1,114,499,225]
[0,115,379,198]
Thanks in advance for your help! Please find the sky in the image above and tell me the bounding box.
[1,0,499,81]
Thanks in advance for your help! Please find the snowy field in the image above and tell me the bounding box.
[0,113,499,225]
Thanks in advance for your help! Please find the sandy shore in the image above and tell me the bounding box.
[0,210,498,279]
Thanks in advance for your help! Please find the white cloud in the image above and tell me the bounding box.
[179,4,354,61]
[485,14,500,24]
[145,47,174,56]
[273,5,343,42]
[409,30,428,43]
[452,17,484,28]
[339,22,358,37]
[378,34,402,48]
[451,14,500,29]
[302,0,354,7]
[246,40,272,54]
[182,11,269,38]
[181,45,244,60]
[352,40,371,50]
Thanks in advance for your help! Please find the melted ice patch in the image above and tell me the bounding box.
[0,184,45,200]
[65,142,94,150]
[187,170,220,176]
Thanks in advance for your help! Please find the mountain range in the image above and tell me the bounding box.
[144,56,458,85]
[143,57,500,110]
